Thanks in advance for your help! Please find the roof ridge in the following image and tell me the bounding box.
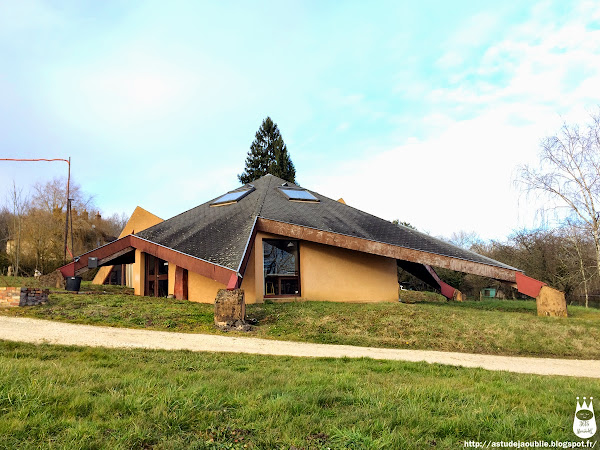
[255,174,273,218]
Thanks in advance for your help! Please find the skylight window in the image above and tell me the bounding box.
[279,187,319,202]
[211,186,255,206]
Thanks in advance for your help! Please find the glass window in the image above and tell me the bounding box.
[211,186,255,206]
[147,254,156,276]
[279,188,319,202]
[158,260,168,275]
[264,240,298,275]
[264,240,300,297]
[158,280,168,297]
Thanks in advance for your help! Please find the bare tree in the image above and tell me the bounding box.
[31,177,93,214]
[518,110,600,280]
[562,221,596,307]
[7,182,29,276]
[447,230,483,250]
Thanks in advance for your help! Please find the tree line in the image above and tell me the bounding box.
[0,178,127,276]
[422,226,597,307]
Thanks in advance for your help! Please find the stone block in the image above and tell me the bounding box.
[37,270,66,289]
[453,290,465,302]
[536,286,568,317]
[214,289,246,327]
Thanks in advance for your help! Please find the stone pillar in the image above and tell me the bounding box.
[536,286,568,317]
[214,288,246,327]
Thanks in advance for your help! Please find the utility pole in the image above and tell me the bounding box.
[63,157,71,262]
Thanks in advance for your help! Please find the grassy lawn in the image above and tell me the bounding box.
[1,279,599,359]
[1,340,599,449]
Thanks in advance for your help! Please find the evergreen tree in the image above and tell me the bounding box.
[238,117,296,184]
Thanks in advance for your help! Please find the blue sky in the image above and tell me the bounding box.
[1,0,600,240]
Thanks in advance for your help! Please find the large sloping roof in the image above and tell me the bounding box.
[136,174,518,273]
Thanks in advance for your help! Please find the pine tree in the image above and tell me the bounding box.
[238,117,296,184]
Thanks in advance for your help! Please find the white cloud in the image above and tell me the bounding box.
[310,107,543,240]
[436,11,503,70]
[312,1,600,240]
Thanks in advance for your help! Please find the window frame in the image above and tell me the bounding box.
[210,186,255,206]
[277,187,319,203]
[263,239,301,298]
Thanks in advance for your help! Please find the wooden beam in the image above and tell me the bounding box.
[257,218,518,282]
[130,236,235,286]
[98,247,134,266]
[62,235,236,286]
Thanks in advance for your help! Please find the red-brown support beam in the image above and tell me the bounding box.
[121,264,126,286]
[515,272,546,298]
[227,273,239,290]
[174,266,188,300]
[397,260,458,300]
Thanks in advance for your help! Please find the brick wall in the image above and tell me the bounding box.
[0,287,49,307]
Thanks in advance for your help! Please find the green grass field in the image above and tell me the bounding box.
[1,340,599,449]
[1,279,599,359]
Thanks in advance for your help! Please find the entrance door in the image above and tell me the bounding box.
[145,254,169,297]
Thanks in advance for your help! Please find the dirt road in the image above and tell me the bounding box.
[0,316,598,378]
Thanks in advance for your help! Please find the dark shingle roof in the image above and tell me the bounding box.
[136,174,518,273]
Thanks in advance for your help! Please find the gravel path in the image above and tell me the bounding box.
[1,316,598,378]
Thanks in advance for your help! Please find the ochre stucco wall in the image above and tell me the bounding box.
[133,249,144,296]
[168,263,176,296]
[240,243,257,303]
[299,240,399,302]
[187,271,226,303]
[132,251,228,303]
[244,231,398,303]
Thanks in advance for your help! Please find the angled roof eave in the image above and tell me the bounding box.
[236,216,259,275]
[256,217,521,282]
[60,234,238,286]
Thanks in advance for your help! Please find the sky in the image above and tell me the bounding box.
[1,0,600,241]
